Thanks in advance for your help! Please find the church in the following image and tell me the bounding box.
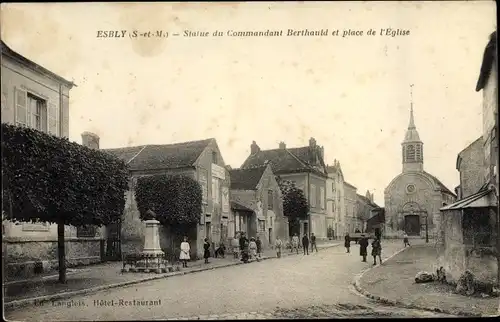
[384,93,457,239]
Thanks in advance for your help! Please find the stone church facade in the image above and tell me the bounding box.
[384,104,456,239]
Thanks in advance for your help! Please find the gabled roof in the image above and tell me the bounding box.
[103,138,213,171]
[241,146,327,177]
[356,194,379,208]
[476,31,497,92]
[1,41,76,88]
[424,171,456,197]
[230,200,254,212]
[229,166,267,190]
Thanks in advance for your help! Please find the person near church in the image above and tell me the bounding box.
[359,234,369,262]
[371,237,382,265]
[403,233,410,247]
[239,232,249,263]
[291,233,299,254]
[203,238,211,264]
[179,236,190,268]
[275,236,283,258]
[310,233,318,252]
[256,236,262,258]
[249,237,258,261]
[345,233,351,253]
[232,233,240,259]
[302,234,309,255]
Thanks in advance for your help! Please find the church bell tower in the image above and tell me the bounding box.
[402,84,424,172]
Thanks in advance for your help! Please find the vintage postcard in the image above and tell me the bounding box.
[1,1,498,320]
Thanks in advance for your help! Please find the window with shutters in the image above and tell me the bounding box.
[48,102,60,136]
[28,94,48,132]
[15,88,59,136]
[15,88,28,127]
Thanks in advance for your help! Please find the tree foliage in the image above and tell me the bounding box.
[276,176,309,221]
[135,174,202,226]
[1,123,129,226]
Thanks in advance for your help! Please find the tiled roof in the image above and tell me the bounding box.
[357,194,379,208]
[103,139,212,171]
[241,146,326,177]
[424,171,456,197]
[229,166,267,190]
[230,200,254,212]
[476,31,497,92]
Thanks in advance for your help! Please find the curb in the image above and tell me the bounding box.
[5,244,341,311]
[352,246,486,317]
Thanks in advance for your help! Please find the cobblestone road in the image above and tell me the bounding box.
[5,240,453,321]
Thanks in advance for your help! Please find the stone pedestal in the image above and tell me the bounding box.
[142,219,164,256]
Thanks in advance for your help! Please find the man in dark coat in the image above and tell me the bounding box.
[302,234,309,255]
[310,233,318,253]
[256,236,262,258]
[359,234,369,262]
[239,232,249,263]
[345,233,351,253]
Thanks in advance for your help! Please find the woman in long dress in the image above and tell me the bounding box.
[249,237,258,260]
[203,238,211,264]
[179,236,190,268]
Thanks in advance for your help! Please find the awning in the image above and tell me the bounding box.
[440,188,497,211]
[230,200,254,213]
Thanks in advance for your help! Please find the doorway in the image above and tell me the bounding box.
[404,215,420,236]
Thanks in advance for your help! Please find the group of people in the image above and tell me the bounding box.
[344,233,383,265]
[288,233,319,255]
[230,232,264,263]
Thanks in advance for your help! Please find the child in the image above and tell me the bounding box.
[203,238,211,264]
[179,236,190,268]
[249,237,258,261]
[403,233,410,247]
[275,237,283,258]
[371,238,382,266]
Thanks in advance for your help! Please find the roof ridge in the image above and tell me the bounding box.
[285,148,310,168]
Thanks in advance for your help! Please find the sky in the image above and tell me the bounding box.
[1,1,496,206]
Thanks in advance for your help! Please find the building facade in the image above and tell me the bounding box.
[104,138,231,259]
[343,182,360,234]
[384,103,456,239]
[439,31,498,286]
[356,191,379,233]
[326,160,346,239]
[241,138,329,240]
[1,41,75,239]
[228,164,289,249]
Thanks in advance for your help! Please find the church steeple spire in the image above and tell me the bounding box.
[402,84,424,172]
[408,84,416,129]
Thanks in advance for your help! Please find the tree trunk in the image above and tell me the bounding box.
[57,221,67,283]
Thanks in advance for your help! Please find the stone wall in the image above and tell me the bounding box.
[458,138,485,198]
[3,237,103,280]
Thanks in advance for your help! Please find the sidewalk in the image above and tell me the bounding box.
[4,242,340,309]
[356,243,499,317]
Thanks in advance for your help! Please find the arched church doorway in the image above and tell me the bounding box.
[404,215,420,236]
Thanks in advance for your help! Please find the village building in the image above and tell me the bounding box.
[343,181,361,234]
[103,138,231,259]
[1,40,75,239]
[384,94,456,239]
[228,164,289,249]
[326,160,346,239]
[240,138,328,240]
[356,191,379,233]
[365,207,386,238]
[439,31,498,286]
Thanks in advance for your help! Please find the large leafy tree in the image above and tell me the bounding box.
[276,176,309,236]
[1,124,129,283]
[134,174,202,229]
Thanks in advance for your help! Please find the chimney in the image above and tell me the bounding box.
[250,141,260,155]
[309,137,317,148]
[81,131,100,150]
[279,141,286,149]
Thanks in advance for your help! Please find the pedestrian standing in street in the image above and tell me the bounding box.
[291,234,299,254]
[310,233,318,253]
[359,234,368,262]
[256,236,262,259]
[203,238,211,264]
[249,237,258,261]
[179,236,190,268]
[403,233,410,247]
[302,234,309,255]
[275,236,283,258]
[232,233,240,259]
[371,237,382,266]
[345,233,351,253]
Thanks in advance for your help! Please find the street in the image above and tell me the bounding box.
[5,240,453,320]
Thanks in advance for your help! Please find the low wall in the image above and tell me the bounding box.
[3,237,103,280]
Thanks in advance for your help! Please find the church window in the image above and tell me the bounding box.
[415,144,422,161]
[406,184,416,194]
[406,145,416,162]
